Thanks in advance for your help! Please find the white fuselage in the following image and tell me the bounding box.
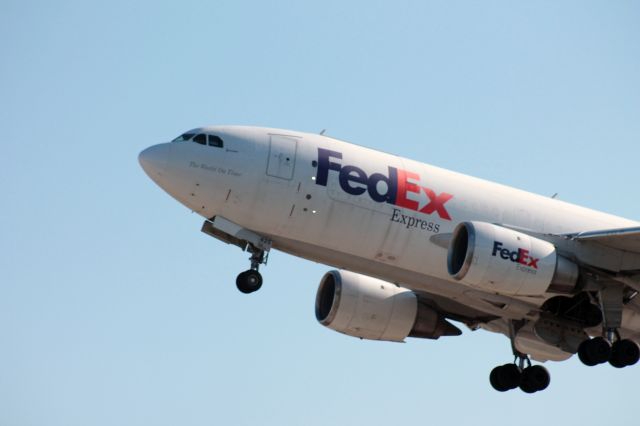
[141,126,638,322]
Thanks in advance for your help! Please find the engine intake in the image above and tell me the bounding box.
[315,270,461,342]
[447,221,579,296]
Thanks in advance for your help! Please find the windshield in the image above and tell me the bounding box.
[171,133,195,142]
[171,132,225,148]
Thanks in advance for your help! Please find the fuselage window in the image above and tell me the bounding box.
[172,133,195,142]
[208,135,224,148]
[193,134,207,145]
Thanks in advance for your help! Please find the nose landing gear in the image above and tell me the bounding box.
[236,269,263,293]
[201,217,272,295]
[235,244,267,294]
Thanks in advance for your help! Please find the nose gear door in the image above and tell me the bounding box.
[266,135,297,180]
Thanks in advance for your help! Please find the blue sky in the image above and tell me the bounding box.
[2,1,639,425]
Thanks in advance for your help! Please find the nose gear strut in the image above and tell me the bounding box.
[201,216,272,294]
[236,244,268,294]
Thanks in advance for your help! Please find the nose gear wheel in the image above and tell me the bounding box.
[235,243,267,294]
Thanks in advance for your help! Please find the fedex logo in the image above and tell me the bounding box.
[491,241,539,269]
[315,148,453,220]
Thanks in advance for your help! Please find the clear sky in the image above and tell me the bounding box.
[2,1,639,425]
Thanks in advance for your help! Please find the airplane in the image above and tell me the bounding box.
[139,126,640,393]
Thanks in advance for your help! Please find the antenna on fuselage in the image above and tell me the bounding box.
[551,193,559,199]
[319,129,326,135]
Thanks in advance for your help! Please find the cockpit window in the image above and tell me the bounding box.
[172,132,224,148]
[193,134,207,145]
[208,135,224,148]
[171,133,195,142]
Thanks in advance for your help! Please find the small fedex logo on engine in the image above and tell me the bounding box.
[491,241,539,269]
[315,148,453,220]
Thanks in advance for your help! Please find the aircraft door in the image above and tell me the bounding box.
[266,135,297,180]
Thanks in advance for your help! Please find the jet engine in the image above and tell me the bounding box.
[447,221,579,296]
[315,270,461,342]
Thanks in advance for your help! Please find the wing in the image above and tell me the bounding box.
[495,224,640,273]
[571,226,640,254]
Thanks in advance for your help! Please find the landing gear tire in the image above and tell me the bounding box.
[489,364,521,392]
[519,365,550,394]
[578,336,611,366]
[492,321,552,393]
[236,270,263,294]
[236,244,268,294]
[609,339,640,368]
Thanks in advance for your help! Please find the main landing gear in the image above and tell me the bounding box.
[490,320,551,393]
[578,335,640,368]
[490,354,550,394]
[577,284,640,368]
[236,244,267,294]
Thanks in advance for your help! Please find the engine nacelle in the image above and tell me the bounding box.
[315,270,461,342]
[447,221,579,296]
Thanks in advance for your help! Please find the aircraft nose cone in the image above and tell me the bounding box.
[139,143,170,179]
